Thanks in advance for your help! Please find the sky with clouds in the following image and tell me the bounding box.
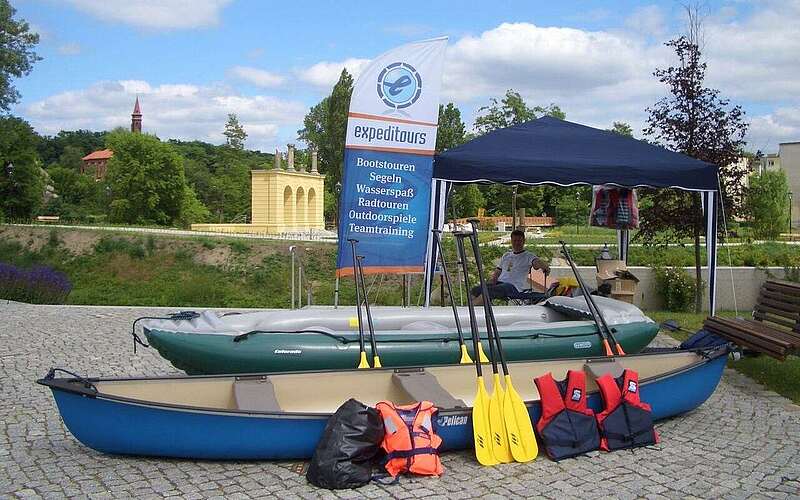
[11,0,800,154]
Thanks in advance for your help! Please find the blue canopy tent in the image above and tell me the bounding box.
[425,116,721,312]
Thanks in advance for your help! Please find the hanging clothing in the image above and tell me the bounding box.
[590,186,639,229]
[534,371,600,460]
[375,401,444,477]
[595,369,659,451]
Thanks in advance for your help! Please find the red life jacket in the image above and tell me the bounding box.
[534,370,600,460]
[595,369,659,451]
[375,401,443,477]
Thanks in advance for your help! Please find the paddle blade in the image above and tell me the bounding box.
[357,351,370,369]
[489,374,513,463]
[503,375,538,463]
[472,377,498,466]
[477,342,490,363]
[372,355,382,368]
[459,344,473,364]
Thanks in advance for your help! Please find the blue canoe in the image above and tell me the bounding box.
[38,346,728,460]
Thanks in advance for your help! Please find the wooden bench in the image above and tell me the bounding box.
[704,280,800,360]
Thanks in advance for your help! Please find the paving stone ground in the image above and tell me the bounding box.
[1,301,799,499]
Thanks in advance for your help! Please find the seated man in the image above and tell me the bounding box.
[471,229,550,305]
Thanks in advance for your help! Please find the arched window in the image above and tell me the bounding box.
[308,188,317,224]
[283,185,294,228]
[296,186,305,226]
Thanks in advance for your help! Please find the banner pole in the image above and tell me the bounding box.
[334,276,340,309]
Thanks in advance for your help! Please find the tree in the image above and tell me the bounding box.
[0,116,44,219]
[609,121,633,137]
[450,184,485,219]
[223,114,247,150]
[641,36,748,312]
[474,89,564,135]
[435,103,466,153]
[323,70,353,191]
[105,132,187,226]
[555,187,591,231]
[0,1,40,112]
[47,166,94,204]
[473,90,565,223]
[37,130,107,166]
[747,170,790,239]
[297,69,353,221]
[57,145,85,170]
[434,102,478,220]
[178,185,211,228]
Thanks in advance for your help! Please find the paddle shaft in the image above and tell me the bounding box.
[559,241,622,353]
[347,239,367,355]
[355,255,379,359]
[466,220,509,374]
[432,230,468,348]
[454,233,484,378]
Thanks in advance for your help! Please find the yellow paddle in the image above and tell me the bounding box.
[464,228,512,464]
[454,233,497,466]
[431,230,473,365]
[355,255,382,368]
[467,220,538,463]
[348,239,370,369]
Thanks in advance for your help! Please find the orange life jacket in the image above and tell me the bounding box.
[375,401,443,478]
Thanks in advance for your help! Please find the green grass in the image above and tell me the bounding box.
[649,311,800,404]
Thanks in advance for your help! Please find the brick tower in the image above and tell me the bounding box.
[131,97,142,133]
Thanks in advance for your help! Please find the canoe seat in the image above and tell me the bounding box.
[583,359,624,380]
[392,370,466,408]
[233,377,281,412]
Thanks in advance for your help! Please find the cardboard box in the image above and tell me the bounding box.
[596,259,639,300]
[610,292,635,304]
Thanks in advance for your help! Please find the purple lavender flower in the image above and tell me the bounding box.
[0,262,72,304]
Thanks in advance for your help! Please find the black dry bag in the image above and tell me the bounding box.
[306,398,384,489]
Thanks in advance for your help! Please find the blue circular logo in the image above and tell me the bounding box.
[377,62,422,109]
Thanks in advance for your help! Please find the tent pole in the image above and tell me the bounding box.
[705,191,718,315]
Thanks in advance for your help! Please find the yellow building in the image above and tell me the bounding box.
[192,145,325,234]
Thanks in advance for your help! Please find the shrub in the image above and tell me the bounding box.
[146,235,156,255]
[228,240,249,254]
[653,266,699,311]
[0,262,72,304]
[47,228,60,248]
[94,236,146,259]
[198,238,216,250]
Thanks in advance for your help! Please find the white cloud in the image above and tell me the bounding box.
[63,0,233,29]
[747,107,800,153]
[57,43,81,56]
[702,1,800,102]
[24,80,306,151]
[624,5,667,40]
[442,23,661,102]
[296,58,370,89]
[228,66,285,88]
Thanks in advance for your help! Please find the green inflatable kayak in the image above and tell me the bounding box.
[141,296,660,375]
